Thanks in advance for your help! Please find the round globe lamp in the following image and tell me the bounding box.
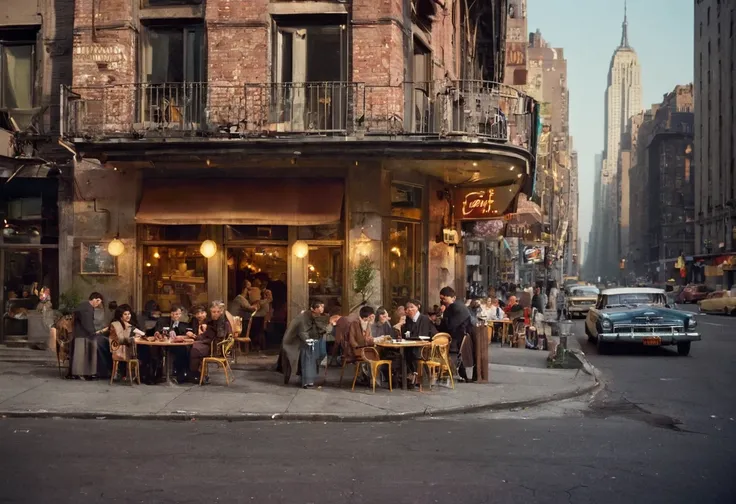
[292,240,309,259]
[108,238,125,257]
[200,240,217,259]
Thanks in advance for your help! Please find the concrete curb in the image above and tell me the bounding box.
[0,380,602,423]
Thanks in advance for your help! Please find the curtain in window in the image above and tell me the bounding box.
[2,45,33,109]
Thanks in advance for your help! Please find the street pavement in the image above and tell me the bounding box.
[0,312,734,503]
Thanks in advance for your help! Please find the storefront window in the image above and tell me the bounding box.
[308,245,343,312]
[389,221,422,310]
[139,225,205,242]
[391,183,423,220]
[141,245,208,313]
[226,225,288,241]
[226,246,288,302]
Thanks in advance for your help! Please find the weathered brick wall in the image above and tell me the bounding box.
[206,0,269,126]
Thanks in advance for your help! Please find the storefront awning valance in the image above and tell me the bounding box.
[136,178,344,226]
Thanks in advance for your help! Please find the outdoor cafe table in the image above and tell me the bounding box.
[135,338,194,386]
[490,319,513,346]
[375,340,431,390]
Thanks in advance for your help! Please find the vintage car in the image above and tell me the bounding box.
[584,287,700,356]
[676,284,712,304]
[565,285,600,318]
[698,290,736,315]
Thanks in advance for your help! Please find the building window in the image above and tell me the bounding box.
[413,38,432,133]
[140,24,205,125]
[139,225,208,314]
[308,245,344,313]
[272,20,348,131]
[0,39,34,110]
[141,245,209,313]
[389,220,422,311]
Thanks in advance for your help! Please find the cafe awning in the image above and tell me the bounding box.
[136,178,344,226]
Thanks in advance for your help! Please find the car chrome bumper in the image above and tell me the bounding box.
[568,306,593,313]
[599,332,701,343]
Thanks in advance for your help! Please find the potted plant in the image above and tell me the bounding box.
[351,256,376,312]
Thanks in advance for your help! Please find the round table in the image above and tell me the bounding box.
[375,340,430,390]
[135,338,194,385]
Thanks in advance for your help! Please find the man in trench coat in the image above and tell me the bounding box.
[281,300,325,387]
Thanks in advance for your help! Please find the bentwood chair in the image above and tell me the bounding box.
[200,336,235,386]
[351,347,392,393]
[109,339,141,386]
[233,316,252,364]
[417,333,454,391]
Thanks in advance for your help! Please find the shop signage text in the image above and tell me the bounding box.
[454,186,518,221]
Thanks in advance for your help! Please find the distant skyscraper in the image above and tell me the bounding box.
[591,1,642,279]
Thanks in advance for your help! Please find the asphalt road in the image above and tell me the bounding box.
[1,311,734,504]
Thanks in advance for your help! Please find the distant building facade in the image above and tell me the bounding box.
[694,0,736,254]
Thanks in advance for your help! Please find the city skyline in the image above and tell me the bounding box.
[528,0,694,255]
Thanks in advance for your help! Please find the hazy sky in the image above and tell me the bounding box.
[527,0,694,261]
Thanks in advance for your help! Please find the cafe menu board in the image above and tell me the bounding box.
[453,186,518,220]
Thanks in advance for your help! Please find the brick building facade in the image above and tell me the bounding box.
[2,0,539,344]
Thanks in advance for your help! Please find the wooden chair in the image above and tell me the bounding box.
[417,333,455,391]
[351,347,392,393]
[233,316,252,364]
[52,315,74,378]
[200,336,235,386]
[109,339,141,385]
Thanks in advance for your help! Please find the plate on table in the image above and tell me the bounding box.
[418,336,430,341]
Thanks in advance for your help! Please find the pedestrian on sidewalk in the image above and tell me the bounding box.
[556,288,566,321]
[70,292,106,380]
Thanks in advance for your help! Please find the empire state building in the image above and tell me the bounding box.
[589,3,642,278]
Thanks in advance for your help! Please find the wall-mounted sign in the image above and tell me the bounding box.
[505,42,526,67]
[453,186,518,221]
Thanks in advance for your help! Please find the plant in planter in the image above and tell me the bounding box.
[351,256,376,312]
[58,290,82,316]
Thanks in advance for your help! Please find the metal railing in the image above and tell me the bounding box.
[62,80,537,151]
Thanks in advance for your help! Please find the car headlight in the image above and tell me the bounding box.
[687,317,697,329]
[601,319,612,330]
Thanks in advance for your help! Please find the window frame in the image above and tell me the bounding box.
[0,38,36,110]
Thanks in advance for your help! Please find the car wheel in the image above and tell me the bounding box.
[677,342,691,356]
[597,337,609,354]
[724,307,730,316]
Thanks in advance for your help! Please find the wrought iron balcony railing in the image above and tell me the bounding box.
[62,80,537,152]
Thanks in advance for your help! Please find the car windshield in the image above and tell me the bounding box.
[570,287,599,297]
[605,293,667,307]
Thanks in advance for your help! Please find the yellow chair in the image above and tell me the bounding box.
[417,333,455,391]
[199,336,235,386]
[109,340,141,386]
[233,316,252,364]
[351,347,392,393]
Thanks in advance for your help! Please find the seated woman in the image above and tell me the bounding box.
[370,307,392,339]
[109,304,139,381]
[188,301,231,383]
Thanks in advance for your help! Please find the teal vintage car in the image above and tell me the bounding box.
[584,287,700,356]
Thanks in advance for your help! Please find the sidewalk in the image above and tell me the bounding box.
[0,346,598,422]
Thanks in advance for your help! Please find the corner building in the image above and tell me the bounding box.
[60,0,538,328]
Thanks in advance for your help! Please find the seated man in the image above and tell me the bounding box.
[346,306,375,361]
[396,299,436,387]
[189,300,231,383]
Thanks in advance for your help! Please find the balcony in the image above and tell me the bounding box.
[62,80,537,153]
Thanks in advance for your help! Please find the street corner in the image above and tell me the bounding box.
[0,359,600,423]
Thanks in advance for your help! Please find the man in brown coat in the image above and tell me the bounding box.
[346,306,375,361]
[189,301,231,379]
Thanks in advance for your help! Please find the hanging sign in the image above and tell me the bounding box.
[453,186,518,221]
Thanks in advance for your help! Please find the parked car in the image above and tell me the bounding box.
[676,284,711,303]
[698,290,736,315]
[565,285,600,318]
[585,287,700,356]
